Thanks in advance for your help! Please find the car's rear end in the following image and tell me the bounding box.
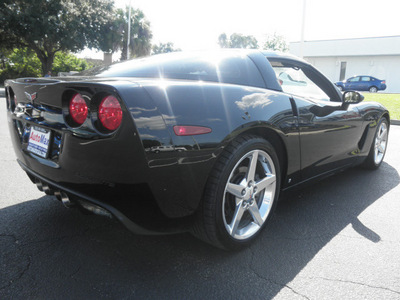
[376,78,387,91]
[4,77,189,234]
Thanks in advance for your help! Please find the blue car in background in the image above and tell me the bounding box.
[335,76,386,93]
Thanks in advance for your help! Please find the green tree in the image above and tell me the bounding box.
[0,46,12,70]
[0,48,91,82]
[0,48,41,83]
[120,8,152,60]
[0,0,114,75]
[263,33,289,52]
[218,33,258,49]
[99,7,153,60]
[52,52,91,75]
[152,42,181,55]
[218,33,229,48]
[1,48,42,78]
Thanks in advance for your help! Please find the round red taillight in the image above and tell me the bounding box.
[69,93,88,125]
[98,95,122,131]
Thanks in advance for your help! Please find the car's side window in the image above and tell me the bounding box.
[361,76,370,81]
[272,65,330,101]
[348,77,360,82]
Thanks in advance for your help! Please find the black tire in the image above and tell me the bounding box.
[362,117,389,170]
[369,86,378,93]
[192,135,281,250]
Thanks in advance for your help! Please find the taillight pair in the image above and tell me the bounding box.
[69,93,123,131]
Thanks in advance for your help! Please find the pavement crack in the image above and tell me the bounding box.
[0,234,17,242]
[263,233,331,242]
[248,247,311,300]
[0,255,31,292]
[338,233,400,244]
[69,266,82,279]
[19,223,113,249]
[315,277,400,295]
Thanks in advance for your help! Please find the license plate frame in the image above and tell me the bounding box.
[27,126,51,158]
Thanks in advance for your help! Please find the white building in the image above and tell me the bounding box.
[290,36,400,93]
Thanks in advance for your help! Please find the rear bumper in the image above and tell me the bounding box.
[18,160,191,235]
[5,81,207,219]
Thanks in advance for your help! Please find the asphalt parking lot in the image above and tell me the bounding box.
[1,97,400,299]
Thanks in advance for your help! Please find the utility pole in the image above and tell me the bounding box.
[127,0,131,60]
[300,0,307,58]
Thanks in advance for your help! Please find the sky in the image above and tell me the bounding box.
[80,0,400,59]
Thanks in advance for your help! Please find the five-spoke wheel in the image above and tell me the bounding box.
[223,149,276,240]
[374,120,388,165]
[363,117,389,169]
[193,135,280,250]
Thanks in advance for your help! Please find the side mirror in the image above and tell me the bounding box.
[343,91,364,104]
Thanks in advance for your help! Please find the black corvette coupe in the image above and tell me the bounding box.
[5,50,389,250]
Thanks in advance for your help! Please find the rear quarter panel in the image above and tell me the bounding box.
[126,80,300,215]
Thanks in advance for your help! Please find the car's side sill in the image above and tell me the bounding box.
[281,163,354,192]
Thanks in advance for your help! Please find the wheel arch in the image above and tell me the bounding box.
[234,126,288,189]
[193,127,286,249]
[382,112,390,124]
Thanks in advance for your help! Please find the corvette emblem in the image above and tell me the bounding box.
[25,92,37,102]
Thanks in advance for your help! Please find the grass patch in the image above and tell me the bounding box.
[363,93,400,120]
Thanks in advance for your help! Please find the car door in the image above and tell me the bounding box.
[269,59,364,181]
[359,76,371,91]
[346,76,361,90]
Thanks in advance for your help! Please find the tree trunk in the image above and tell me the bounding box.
[30,43,56,77]
[39,53,55,77]
[120,42,127,61]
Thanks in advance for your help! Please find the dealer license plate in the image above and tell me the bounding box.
[27,126,51,158]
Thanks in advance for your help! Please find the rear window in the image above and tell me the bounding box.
[79,52,265,88]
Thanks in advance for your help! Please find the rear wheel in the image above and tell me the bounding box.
[362,117,389,169]
[192,135,281,250]
[369,86,378,93]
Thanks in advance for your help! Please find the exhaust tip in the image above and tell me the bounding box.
[35,178,44,191]
[33,177,110,217]
[78,200,112,218]
[54,191,74,208]
[35,178,54,195]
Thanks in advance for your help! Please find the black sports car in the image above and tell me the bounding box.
[4,50,389,250]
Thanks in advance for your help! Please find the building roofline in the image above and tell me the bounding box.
[291,35,400,44]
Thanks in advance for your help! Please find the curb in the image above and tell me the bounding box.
[391,120,400,126]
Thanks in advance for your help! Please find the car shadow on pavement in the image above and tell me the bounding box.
[0,162,399,299]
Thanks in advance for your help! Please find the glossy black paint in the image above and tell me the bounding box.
[5,50,389,234]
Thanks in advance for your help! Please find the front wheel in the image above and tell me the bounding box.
[192,135,281,250]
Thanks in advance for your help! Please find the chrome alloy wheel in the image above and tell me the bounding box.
[222,149,276,240]
[374,121,388,165]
